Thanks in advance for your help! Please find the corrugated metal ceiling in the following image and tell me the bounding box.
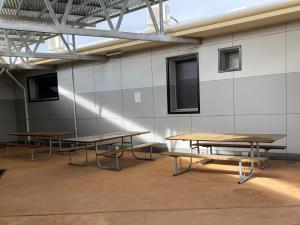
[0,0,162,51]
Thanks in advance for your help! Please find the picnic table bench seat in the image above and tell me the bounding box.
[162,151,268,184]
[193,142,286,164]
[1,142,38,148]
[194,142,286,150]
[0,142,50,160]
[59,145,95,153]
[96,142,160,156]
[61,138,124,166]
[96,142,160,171]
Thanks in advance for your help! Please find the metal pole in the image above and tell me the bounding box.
[70,62,78,138]
[158,0,164,34]
[5,69,30,135]
[0,68,5,77]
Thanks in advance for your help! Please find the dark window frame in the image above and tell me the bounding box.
[27,73,59,103]
[218,45,242,73]
[166,53,200,114]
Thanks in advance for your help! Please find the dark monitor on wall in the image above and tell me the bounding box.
[27,73,59,102]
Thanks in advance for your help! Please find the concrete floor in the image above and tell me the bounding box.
[0,148,300,225]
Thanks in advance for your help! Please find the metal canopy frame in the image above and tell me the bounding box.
[0,0,200,69]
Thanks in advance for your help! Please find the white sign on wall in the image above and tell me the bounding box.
[134,91,141,103]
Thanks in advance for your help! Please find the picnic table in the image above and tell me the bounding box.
[165,133,286,183]
[62,131,160,170]
[7,131,74,160]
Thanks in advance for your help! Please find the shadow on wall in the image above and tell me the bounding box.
[58,86,185,150]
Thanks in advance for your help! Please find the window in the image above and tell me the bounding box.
[27,73,59,102]
[167,53,200,114]
[218,46,241,73]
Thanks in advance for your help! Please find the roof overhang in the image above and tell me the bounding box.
[4,0,300,68]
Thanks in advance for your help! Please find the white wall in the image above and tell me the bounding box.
[16,20,300,158]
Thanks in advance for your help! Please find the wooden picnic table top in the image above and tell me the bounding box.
[166,133,286,143]
[62,131,150,143]
[9,131,75,137]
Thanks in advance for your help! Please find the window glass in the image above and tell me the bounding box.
[167,54,199,114]
[27,73,59,102]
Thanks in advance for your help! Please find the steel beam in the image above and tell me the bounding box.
[0,50,108,61]
[74,0,119,23]
[0,36,45,43]
[159,0,164,34]
[16,0,24,15]
[99,0,115,30]
[59,34,72,52]
[0,14,93,27]
[61,0,73,26]
[33,35,44,53]
[58,0,95,21]
[43,0,60,25]
[0,0,5,11]
[0,63,56,70]
[115,0,128,31]
[146,0,160,34]
[0,20,201,44]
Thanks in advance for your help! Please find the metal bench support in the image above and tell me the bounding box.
[238,161,255,184]
[68,148,88,167]
[95,142,122,171]
[172,155,192,176]
[128,137,156,161]
[96,153,121,171]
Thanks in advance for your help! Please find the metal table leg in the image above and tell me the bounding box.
[259,144,271,169]
[59,136,62,151]
[68,144,88,167]
[238,142,255,184]
[130,136,154,161]
[29,136,52,161]
[5,145,10,158]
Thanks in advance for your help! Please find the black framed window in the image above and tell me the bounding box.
[27,73,59,102]
[218,46,242,73]
[167,53,200,114]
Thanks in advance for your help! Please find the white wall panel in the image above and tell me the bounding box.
[155,117,191,148]
[57,65,73,93]
[287,72,300,113]
[121,55,152,89]
[192,116,234,133]
[235,114,286,146]
[94,61,121,92]
[200,42,234,82]
[73,64,95,93]
[287,29,300,73]
[234,33,286,78]
[152,50,179,87]
[234,74,286,115]
[287,114,300,154]
[200,79,234,116]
